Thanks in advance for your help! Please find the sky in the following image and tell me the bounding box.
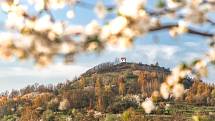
[0,0,214,92]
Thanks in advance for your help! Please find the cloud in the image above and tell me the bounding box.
[184,41,200,47]
[136,44,179,60]
[102,44,180,67]
[0,63,89,92]
[0,64,87,78]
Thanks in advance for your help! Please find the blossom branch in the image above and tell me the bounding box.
[150,23,214,37]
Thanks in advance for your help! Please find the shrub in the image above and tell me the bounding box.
[42,110,55,121]
[47,98,59,111]
[107,99,138,113]
[58,99,70,111]
[104,114,120,121]
[121,108,146,121]
[1,115,17,121]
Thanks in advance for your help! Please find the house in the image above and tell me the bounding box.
[121,57,126,62]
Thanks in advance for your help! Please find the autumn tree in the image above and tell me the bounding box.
[95,78,103,97]
[118,76,126,95]
[138,72,146,93]
[19,107,40,121]
[79,77,86,89]
[95,78,104,111]
[103,84,114,110]
[185,80,215,105]
[211,89,215,98]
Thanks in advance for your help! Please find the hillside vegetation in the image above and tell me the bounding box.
[0,62,214,121]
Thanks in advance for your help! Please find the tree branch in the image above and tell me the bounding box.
[76,1,215,37]
[150,23,214,37]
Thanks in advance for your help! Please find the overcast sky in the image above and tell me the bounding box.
[0,0,214,92]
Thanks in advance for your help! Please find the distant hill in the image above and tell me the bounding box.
[1,62,211,121]
[78,62,192,94]
[79,62,193,89]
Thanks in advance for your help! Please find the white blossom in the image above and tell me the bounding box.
[172,84,185,98]
[25,19,35,29]
[150,17,160,27]
[193,59,208,77]
[178,20,188,34]
[109,16,128,35]
[35,41,51,53]
[60,42,75,54]
[87,42,98,51]
[169,27,178,37]
[1,0,21,12]
[166,75,178,86]
[85,20,100,36]
[34,15,52,32]
[0,32,13,44]
[194,60,207,70]
[100,25,111,40]
[14,35,33,48]
[169,21,188,37]
[34,0,45,11]
[160,83,170,99]
[1,2,11,12]
[48,32,57,41]
[167,0,183,9]
[48,0,66,9]
[118,37,132,48]
[52,22,64,35]
[6,12,25,30]
[118,0,145,18]
[141,98,155,114]
[122,28,135,38]
[208,49,215,61]
[172,66,182,76]
[64,25,84,35]
[165,104,170,110]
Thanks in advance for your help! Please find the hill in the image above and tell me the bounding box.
[82,62,171,76]
[0,62,214,121]
[79,62,192,91]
